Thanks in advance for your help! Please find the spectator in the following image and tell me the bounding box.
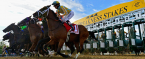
[2,45,8,56]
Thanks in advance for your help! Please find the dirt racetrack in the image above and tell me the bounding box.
[1,55,145,59]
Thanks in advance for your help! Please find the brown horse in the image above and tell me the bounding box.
[18,17,46,56]
[3,23,31,55]
[36,5,89,58]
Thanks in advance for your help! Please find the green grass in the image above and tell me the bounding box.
[0,46,3,54]
[0,49,2,54]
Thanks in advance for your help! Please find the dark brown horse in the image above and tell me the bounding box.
[33,12,57,53]
[33,12,74,54]
[18,17,48,56]
[2,32,17,55]
[35,5,89,58]
[3,23,31,56]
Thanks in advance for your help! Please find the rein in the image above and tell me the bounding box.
[6,33,10,37]
[38,7,61,31]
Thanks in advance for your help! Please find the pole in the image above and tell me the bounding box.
[138,24,142,40]
[122,24,125,40]
[132,22,136,39]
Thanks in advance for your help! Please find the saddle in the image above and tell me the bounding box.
[63,22,79,42]
[63,22,79,34]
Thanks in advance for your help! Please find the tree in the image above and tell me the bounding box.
[0,41,6,54]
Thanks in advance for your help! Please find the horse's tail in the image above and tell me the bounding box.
[88,31,98,41]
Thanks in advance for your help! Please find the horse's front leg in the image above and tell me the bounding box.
[65,42,75,57]
[34,39,45,52]
[56,40,69,58]
[74,42,81,59]
[18,43,24,52]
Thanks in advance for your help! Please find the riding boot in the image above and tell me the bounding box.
[59,20,64,24]
[69,24,74,31]
[66,20,74,30]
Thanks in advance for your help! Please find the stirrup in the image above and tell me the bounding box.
[70,25,74,30]
[71,27,74,30]
[59,20,63,24]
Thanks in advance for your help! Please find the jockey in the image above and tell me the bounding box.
[41,24,44,33]
[52,1,74,30]
[38,23,44,33]
[2,45,8,55]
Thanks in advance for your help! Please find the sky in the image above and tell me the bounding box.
[0,0,133,45]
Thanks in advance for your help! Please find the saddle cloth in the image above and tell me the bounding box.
[63,22,79,34]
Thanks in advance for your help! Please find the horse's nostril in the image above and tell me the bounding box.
[2,30,3,32]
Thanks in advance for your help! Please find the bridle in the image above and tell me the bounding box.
[37,6,61,31]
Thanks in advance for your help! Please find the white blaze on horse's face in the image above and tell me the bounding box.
[38,7,50,17]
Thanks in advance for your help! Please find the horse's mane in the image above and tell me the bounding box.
[15,25,21,31]
[50,9,59,20]
[16,25,21,30]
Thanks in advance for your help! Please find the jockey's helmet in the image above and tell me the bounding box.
[52,1,60,6]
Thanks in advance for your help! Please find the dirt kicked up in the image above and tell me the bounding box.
[1,55,145,59]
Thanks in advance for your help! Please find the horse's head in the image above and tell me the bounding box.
[35,5,51,18]
[18,16,31,26]
[2,32,11,41]
[35,5,59,23]
[3,23,15,33]
[33,11,40,19]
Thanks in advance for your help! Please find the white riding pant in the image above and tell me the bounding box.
[61,11,74,24]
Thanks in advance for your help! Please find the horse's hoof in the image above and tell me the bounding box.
[20,54,24,57]
[73,58,77,59]
[45,52,49,55]
[37,54,40,57]
[29,54,32,57]
[63,55,70,58]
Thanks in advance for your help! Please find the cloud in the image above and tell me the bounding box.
[60,0,84,12]
[89,4,94,6]
[0,0,84,26]
[42,0,48,1]
[0,0,85,46]
[107,0,132,8]
[70,12,87,22]
[87,4,94,7]
[93,9,100,12]
[11,3,37,11]
[119,0,132,3]
[120,0,126,3]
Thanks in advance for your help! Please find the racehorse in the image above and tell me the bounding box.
[32,12,54,54]
[41,17,49,38]
[18,27,32,55]
[17,17,48,56]
[35,5,89,58]
[2,32,11,41]
[3,23,31,56]
[88,31,98,41]
[2,32,17,55]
